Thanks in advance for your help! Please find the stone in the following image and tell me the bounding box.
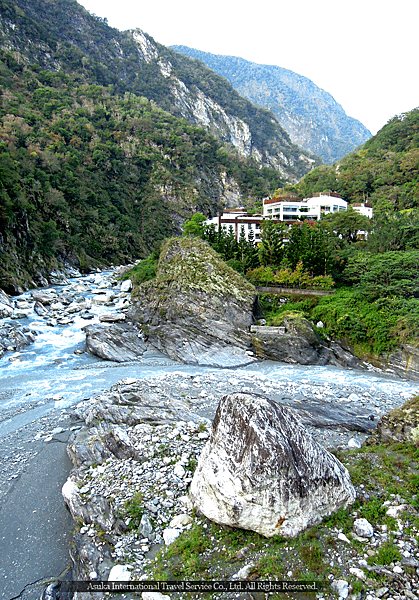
[129,237,257,367]
[120,279,132,292]
[331,580,349,599]
[348,438,362,448]
[34,301,48,316]
[169,514,192,528]
[173,463,185,478]
[0,289,13,317]
[349,567,367,581]
[353,518,374,538]
[189,392,356,538]
[365,396,419,446]
[231,562,256,579]
[84,323,147,362]
[31,288,57,304]
[62,479,118,533]
[250,318,331,365]
[0,324,36,353]
[163,527,182,545]
[108,564,131,581]
[386,505,408,518]
[99,312,126,323]
[138,514,154,540]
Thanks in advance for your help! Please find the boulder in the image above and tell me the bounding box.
[120,279,132,292]
[250,312,366,369]
[31,288,58,304]
[0,324,36,353]
[364,395,419,446]
[0,289,14,318]
[128,237,258,367]
[83,323,147,362]
[189,392,356,538]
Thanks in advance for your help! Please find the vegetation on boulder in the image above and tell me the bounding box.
[133,237,256,303]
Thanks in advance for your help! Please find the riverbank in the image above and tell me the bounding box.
[0,408,79,600]
[1,267,419,599]
[62,377,419,600]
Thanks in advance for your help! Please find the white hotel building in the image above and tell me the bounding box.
[204,193,373,243]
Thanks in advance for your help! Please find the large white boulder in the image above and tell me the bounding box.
[189,392,356,538]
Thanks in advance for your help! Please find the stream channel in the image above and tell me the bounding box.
[0,268,419,599]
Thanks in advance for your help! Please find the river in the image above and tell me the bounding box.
[1,268,418,439]
[0,268,418,599]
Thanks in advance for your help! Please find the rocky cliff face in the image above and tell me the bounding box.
[128,237,258,367]
[172,47,372,164]
[0,0,319,182]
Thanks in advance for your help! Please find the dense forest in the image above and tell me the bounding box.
[0,0,322,293]
[296,109,419,210]
[0,52,285,292]
[0,0,318,178]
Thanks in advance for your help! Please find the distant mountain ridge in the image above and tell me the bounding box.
[0,0,319,181]
[172,46,372,164]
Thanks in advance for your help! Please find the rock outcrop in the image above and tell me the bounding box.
[0,290,14,318]
[189,392,356,538]
[83,323,147,362]
[0,323,37,358]
[364,395,419,447]
[129,237,258,367]
[251,313,367,369]
[371,344,419,381]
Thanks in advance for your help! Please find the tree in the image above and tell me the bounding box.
[286,222,335,276]
[183,213,207,237]
[323,207,370,244]
[368,209,419,253]
[259,220,287,267]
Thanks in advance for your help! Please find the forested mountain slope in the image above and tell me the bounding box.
[0,0,319,180]
[172,46,371,165]
[0,54,287,293]
[297,107,419,213]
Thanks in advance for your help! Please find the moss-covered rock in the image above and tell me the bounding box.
[365,395,419,446]
[129,237,258,366]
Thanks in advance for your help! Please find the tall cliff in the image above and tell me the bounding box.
[172,47,372,165]
[0,0,323,292]
[0,0,319,181]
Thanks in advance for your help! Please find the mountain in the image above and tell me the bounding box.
[0,0,322,292]
[0,0,319,181]
[171,46,372,165]
[296,107,419,211]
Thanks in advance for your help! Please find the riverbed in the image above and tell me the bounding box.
[1,268,419,599]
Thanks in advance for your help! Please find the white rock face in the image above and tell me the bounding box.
[189,393,356,538]
[132,30,158,63]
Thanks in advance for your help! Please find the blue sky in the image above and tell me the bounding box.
[79,0,418,135]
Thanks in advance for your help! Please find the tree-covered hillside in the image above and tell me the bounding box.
[171,46,371,164]
[296,108,419,211]
[0,53,284,293]
[0,0,319,181]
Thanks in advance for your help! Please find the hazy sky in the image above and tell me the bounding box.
[79,0,418,135]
